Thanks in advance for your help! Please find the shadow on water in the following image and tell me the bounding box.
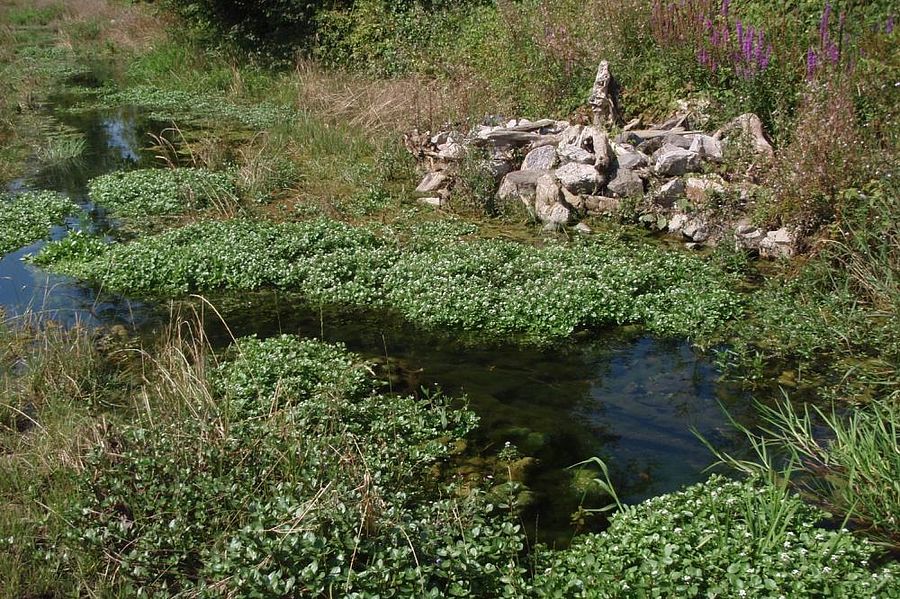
[200,292,753,546]
[2,97,753,546]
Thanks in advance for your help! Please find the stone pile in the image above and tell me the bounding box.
[407,62,796,259]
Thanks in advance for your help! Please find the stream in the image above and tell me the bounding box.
[0,96,754,545]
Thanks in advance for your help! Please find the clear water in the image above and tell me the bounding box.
[0,99,752,546]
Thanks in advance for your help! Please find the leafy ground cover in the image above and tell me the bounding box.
[535,475,899,597]
[96,86,292,130]
[0,191,78,256]
[4,328,896,597]
[88,167,237,217]
[34,218,742,342]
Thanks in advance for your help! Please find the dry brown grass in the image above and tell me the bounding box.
[57,0,169,52]
[291,59,502,135]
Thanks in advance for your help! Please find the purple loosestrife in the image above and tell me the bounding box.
[807,48,818,80]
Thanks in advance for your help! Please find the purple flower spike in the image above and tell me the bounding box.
[806,48,818,80]
[826,41,839,64]
[721,0,730,17]
[820,3,832,44]
[887,15,894,34]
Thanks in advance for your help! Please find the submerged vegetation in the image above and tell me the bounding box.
[1,0,898,595]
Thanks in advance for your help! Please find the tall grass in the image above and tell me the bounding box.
[0,310,129,597]
[704,395,900,547]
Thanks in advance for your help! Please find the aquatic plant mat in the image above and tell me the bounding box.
[0,191,77,256]
[35,218,741,342]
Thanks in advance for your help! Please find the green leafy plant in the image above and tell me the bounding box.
[63,334,528,597]
[35,218,742,342]
[0,191,78,256]
[535,474,900,598]
[88,167,237,218]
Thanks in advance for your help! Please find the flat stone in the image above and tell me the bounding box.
[555,163,603,195]
[522,145,559,171]
[415,171,448,195]
[574,222,592,235]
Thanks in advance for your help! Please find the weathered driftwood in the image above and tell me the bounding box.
[587,60,622,128]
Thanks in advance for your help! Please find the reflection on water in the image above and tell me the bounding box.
[1,103,163,326]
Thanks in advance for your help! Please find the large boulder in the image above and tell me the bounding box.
[606,168,644,198]
[555,163,604,195]
[522,145,559,171]
[653,144,702,176]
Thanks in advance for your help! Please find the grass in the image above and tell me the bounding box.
[705,395,900,548]
[34,132,86,165]
[0,310,136,598]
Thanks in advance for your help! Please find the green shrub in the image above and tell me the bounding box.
[88,167,237,217]
[0,191,78,256]
[535,474,900,598]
